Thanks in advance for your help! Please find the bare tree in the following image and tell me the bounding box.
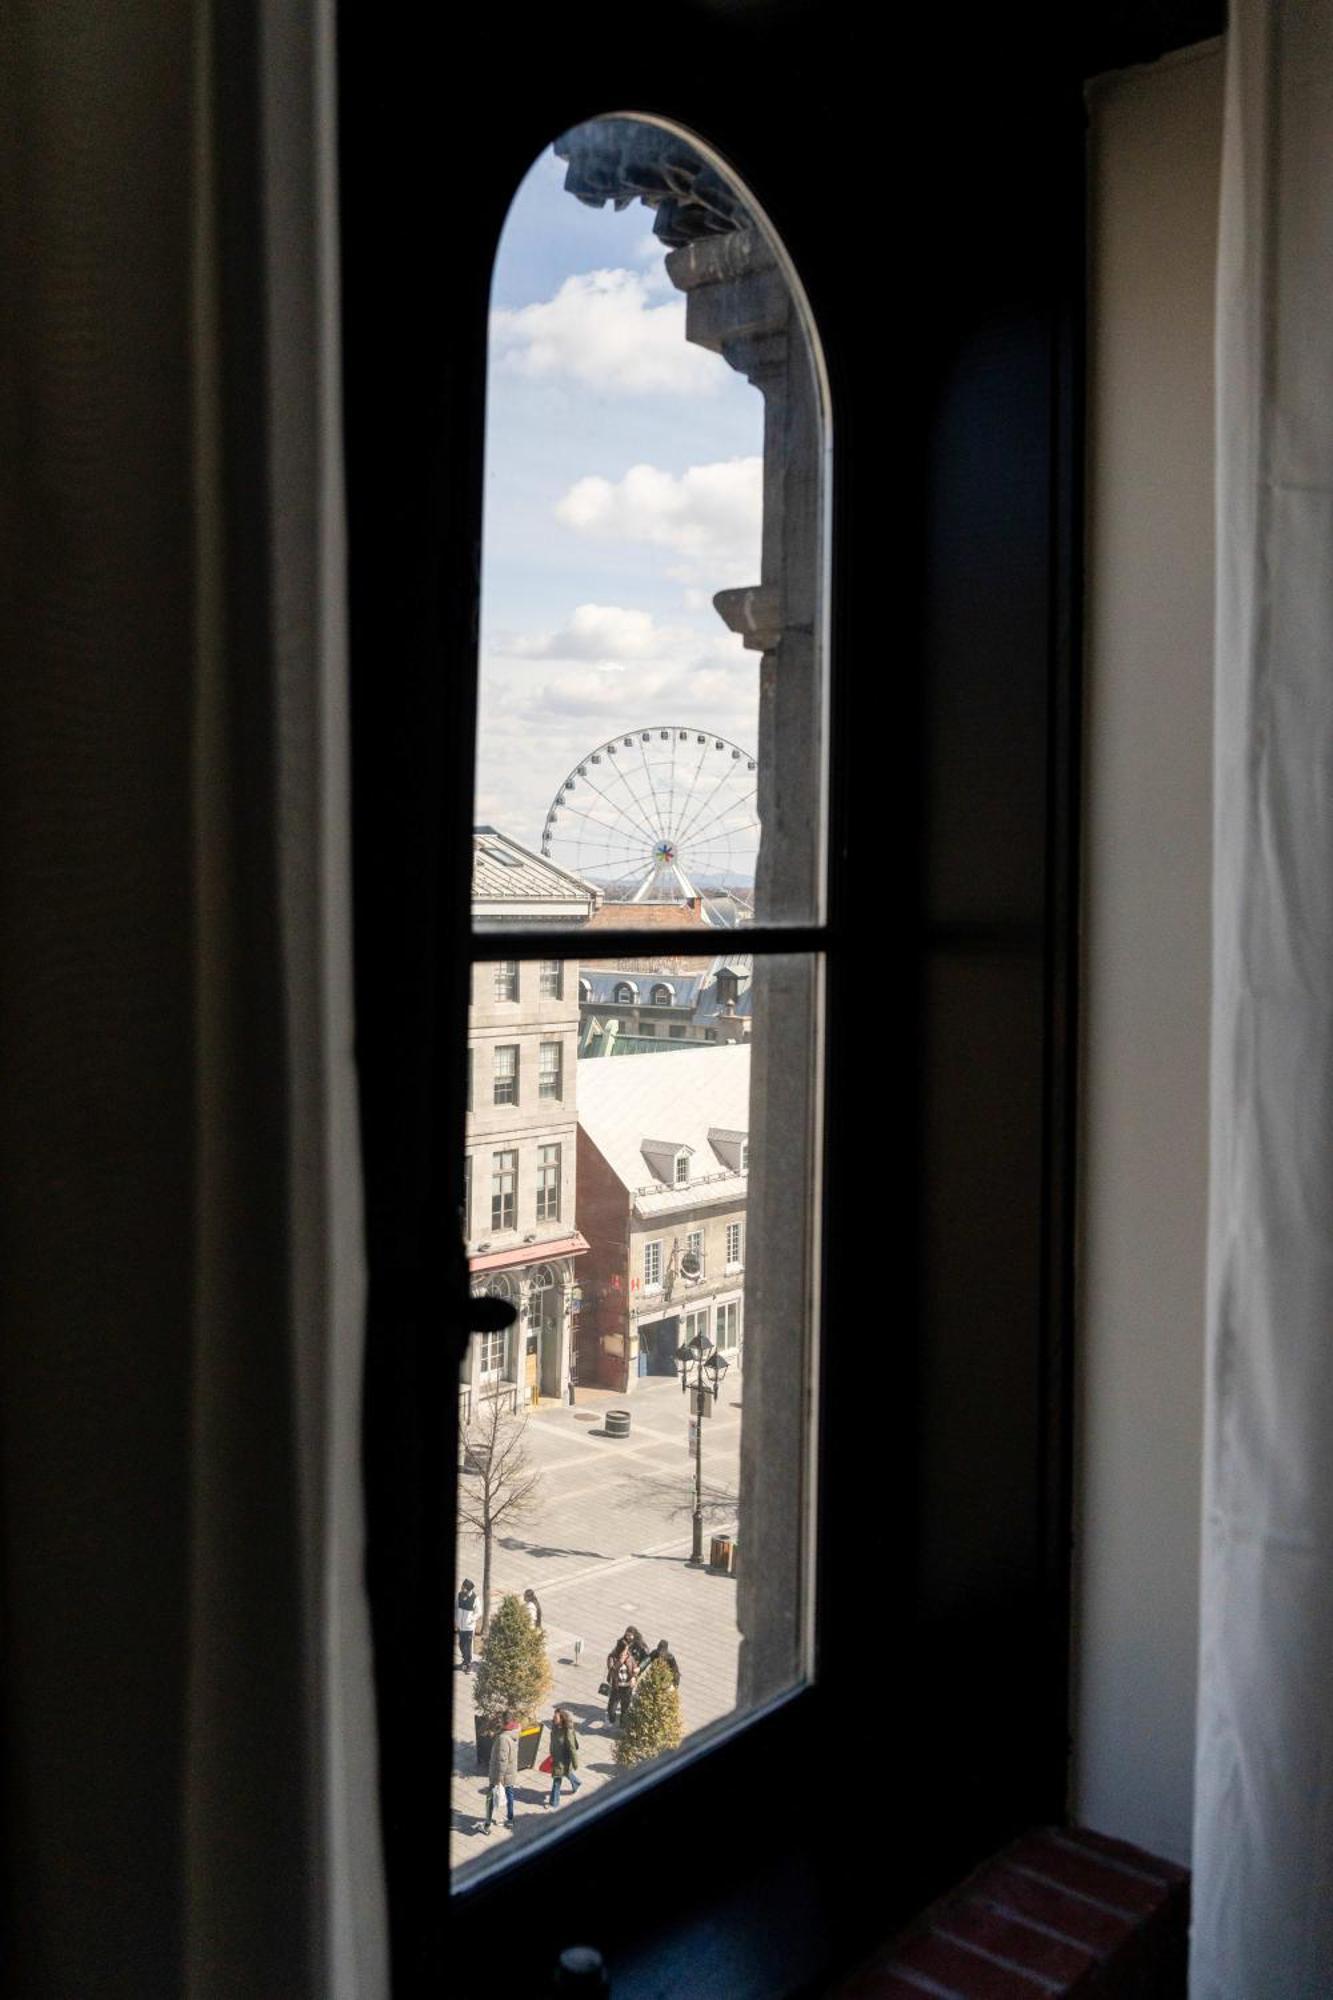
[457,1395,543,1632]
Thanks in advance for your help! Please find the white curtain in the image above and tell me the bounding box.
[1193,2,1333,1991]
[0,2,386,1992]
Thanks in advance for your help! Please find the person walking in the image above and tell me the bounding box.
[545,1706,582,1808]
[456,1577,479,1674]
[650,1638,680,1687]
[606,1637,637,1725]
[523,1587,543,1630]
[482,1712,520,1834]
[622,1625,649,1669]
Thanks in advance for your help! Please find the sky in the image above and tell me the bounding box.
[475,137,764,881]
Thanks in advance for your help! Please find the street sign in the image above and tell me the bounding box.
[691,1386,711,1418]
[688,1419,698,1454]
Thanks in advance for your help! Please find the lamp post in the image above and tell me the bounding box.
[675,1331,729,1566]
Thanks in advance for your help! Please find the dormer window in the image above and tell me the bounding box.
[708,1126,749,1174]
[613,980,636,1006]
[641,1139,694,1186]
[651,983,672,1006]
[716,968,740,1007]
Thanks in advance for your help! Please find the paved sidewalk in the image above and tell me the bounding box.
[451,1374,744,1876]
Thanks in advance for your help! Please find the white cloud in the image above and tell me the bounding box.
[490,269,725,396]
[554,458,762,589]
[477,603,759,842]
[507,603,700,666]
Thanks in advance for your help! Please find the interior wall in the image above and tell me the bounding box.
[1074,40,1223,1866]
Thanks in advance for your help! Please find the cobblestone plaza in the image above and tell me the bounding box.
[451,1376,743,1874]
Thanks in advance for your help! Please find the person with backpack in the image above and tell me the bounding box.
[545,1706,582,1808]
[605,1636,637,1725]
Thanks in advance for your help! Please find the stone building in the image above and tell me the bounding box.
[574,1045,749,1393]
[578,957,751,1056]
[463,828,596,1415]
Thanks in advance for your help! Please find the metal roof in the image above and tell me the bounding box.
[472,826,599,911]
[577,963,753,1020]
[577,1045,750,1217]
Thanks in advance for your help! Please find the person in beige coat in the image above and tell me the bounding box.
[482,1713,520,1833]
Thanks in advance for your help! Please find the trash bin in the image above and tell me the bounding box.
[605,1409,631,1437]
[709,1534,733,1571]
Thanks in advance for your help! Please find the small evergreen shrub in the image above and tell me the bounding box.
[614,1655,683,1769]
[473,1591,552,1731]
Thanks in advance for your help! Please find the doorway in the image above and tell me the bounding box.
[638,1315,680,1377]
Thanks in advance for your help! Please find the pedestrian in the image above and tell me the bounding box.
[622,1624,649,1669]
[650,1638,680,1687]
[606,1637,637,1725]
[455,1577,478,1674]
[545,1705,582,1808]
[523,1587,543,1629]
[482,1712,520,1834]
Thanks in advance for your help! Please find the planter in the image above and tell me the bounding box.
[517,1722,543,1771]
[474,1718,544,1774]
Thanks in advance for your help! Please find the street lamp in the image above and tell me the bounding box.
[675,1332,730,1566]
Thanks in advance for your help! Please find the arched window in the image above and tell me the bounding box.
[452,110,830,1893]
[345,50,1082,1988]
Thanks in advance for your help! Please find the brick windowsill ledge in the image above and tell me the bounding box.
[828,1826,1189,1998]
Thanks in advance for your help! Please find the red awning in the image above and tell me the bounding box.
[468,1231,589,1275]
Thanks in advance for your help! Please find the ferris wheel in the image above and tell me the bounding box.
[540,727,759,902]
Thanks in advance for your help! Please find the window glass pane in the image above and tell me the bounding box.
[455,952,821,1883]
[473,115,828,935]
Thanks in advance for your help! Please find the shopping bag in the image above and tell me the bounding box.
[539,1755,554,1774]
[597,1680,611,1696]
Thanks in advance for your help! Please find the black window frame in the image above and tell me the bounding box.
[330,6,1189,1989]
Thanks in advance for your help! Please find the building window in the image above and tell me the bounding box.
[345,54,1078,1967]
[491,1150,517,1232]
[725,1221,742,1268]
[493,1045,518,1105]
[441,105,835,1900]
[716,1299,739,1350]
[536,1142,561,1223]
[478,1326,507,1381]
[740,1142,748,1171]
[493,961,519,1002]
[540,960,563,999]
